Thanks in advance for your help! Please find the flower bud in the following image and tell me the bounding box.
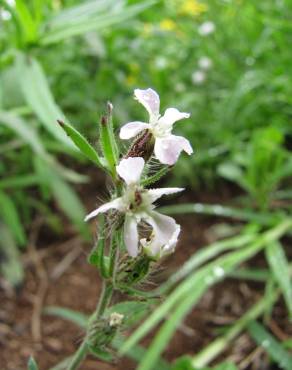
[125,130,154,162]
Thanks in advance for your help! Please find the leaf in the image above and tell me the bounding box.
[265,241,292,318]
[248,321,292,370]
[43,306,88,329]
[0,223,24,287]
[27,356,39,370]
[99,114,118,177]
[159,202,281,226]
[15,0,38,43]
[0,111,47,157]
[0,190,26,245]
[34,158,88,237]
[171,356,194,370]
[40,1,157,45]
[57,120,104,168]
[16,54,74,148]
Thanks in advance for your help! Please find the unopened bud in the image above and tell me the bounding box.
[107,101,113,115]
[101,115,107,125]
[125,130,154,162]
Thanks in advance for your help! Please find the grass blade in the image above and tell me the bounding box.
[16,54,74,148]
[265,241,292,319]
[160,203,281,226]
[192,288,279,367]
[41,1,157,45]
[0,190,26,245]
[0,223,24,287]
[248,321,292,370]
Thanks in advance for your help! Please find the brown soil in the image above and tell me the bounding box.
[0,175,290,370]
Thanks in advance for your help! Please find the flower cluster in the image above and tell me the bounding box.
[86,88,193,260]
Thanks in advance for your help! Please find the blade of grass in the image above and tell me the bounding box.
[248,321,292,370]
[191,287,279,367]
[160,203,282,226]
[41,1,157,44]
[16,54,74,148]
[265,241,292,319]
[158,232,255,294]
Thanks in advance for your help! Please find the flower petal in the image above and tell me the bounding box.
[141,211,178,257]
[124,215,139,257]
[161,223,181,257]
[116,157,145,185]
[158,108,190,128]
[154,135,193,165]
[84,198,123,221]
[134,88,160,118]
[147,187,184,203]
[119,121,150,140]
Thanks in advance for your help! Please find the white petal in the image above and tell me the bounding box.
[154,135,193,165]
[134,88,160,118]
[84,198,123,221]
[161,223,181,256]
[147,187,184,203]
[141,211,178,257]
[124,215,139,257]
[119,121,150,140]
[116,157,145,185]
[158,108,190,128]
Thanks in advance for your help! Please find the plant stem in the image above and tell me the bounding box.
[66,281,113,370]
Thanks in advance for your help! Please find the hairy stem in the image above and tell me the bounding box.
[66,281,113,370]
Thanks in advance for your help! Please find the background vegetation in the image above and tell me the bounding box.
[1,1,291,369]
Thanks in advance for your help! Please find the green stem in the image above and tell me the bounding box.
[66,281,113,370]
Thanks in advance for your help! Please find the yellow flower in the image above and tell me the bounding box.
[159,19,177,31]
[179,0,207,16]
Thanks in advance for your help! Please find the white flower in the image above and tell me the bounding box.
[119,88,193,165]
[85,157,183,258]
[191,70,206,85]
[198,21,215,36]
[198,56,212,70]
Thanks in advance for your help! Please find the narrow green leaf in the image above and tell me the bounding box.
[265,241,292,318]
[160,202,281,226]
[0,111,47,157]
[0,223,24,286]
[15,0,38,43]
[41,1,157,45]
[99,115,117,176]
[16,54,74,148]
[0,190,26,245]
[192,288,279,368]
[159,233,255,294]
[248,321,292,370]
[0,174,40,189]
[57,120,104,168]
[34,158,88,237]
[27,356,39,370]
[43,306,88,328]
